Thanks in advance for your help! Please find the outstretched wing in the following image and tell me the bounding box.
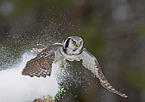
[22,44,62,77]
[80,48,127,98]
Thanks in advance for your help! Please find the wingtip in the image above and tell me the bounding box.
[120,93,128,98]
[123,95,128,98]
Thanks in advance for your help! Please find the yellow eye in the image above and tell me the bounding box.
[72,41,76,45]
[80,41,82,45]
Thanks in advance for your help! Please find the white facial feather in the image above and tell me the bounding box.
[63,36,83,55]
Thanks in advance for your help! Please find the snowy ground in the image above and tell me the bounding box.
[0,52,59,102]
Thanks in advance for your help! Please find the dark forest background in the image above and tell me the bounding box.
[0,0,145,102]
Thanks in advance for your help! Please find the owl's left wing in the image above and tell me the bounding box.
[80,48,127,98]
[22,43,62,77]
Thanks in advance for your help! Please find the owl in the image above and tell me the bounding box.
[22,36,127,98]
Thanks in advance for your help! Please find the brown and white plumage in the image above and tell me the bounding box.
[81,48,127,98]
[22,36,127,98]
[22,44,62,77]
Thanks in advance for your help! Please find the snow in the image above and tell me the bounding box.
[0,52,59,102]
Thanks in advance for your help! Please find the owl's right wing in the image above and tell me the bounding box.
[80,48,127,98]
[22,43,62,77]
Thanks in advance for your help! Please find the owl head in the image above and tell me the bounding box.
[63,36,84,55]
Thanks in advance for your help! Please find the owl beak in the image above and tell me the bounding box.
[76,44,79,47]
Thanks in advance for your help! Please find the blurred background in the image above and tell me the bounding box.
[0,0,145,102]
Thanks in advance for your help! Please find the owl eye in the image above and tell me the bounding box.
[80,41,82,45]
[72,41,76,45]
